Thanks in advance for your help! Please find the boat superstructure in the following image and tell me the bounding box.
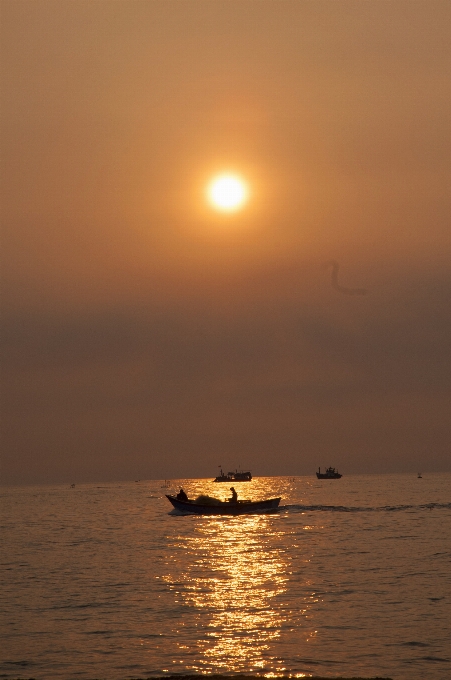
[214,467,252,482]
[316,466,342,479]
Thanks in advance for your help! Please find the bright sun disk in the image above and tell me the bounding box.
[207,174,248,212]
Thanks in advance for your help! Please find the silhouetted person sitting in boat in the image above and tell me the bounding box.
[177,488,189,502]
[229,487,238,503]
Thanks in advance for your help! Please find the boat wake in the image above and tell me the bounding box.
[282,502,451,513]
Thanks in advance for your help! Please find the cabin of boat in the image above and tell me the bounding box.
[316,466,342,479]
[166,494,280,515]
[214,467,252,482]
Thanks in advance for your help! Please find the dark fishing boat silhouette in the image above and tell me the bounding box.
[213,466,252,482]
[316,466,342,479]
[166,494,280,515]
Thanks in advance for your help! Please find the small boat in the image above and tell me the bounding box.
[214,467,252,482]
[418,472,422,479]
[161,480,171,488]
[316,466,342,479]
[166,494,280,515]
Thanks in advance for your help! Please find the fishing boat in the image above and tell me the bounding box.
[214,467,252,482]
[166,494,280,515]
[316,466,342,479]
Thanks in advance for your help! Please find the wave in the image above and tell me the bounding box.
[282,502,451,513]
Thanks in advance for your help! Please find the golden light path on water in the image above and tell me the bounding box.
[184,516,286,670]
[162,478,319,675]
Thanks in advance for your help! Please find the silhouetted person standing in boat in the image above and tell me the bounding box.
[229,487,238,503]
[177,488,188,502]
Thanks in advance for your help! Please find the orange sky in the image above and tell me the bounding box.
[2,0,451,484]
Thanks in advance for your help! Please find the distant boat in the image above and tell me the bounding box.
[166,494,280,515]
[161,480,171,488]
[316,466,342,479]
[214,467,252,482]
[418,472,422,478]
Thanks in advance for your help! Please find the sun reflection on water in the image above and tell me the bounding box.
[174,514,289,672]
[162,478,322,674]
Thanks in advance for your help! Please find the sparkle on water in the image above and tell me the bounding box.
[1,474,450,680]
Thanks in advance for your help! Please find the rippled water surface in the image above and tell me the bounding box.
[1,474,450,679]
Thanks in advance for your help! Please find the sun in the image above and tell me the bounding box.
[206,173,249,212]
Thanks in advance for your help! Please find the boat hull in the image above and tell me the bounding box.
[213,469,252,482]
[166,495,281,515]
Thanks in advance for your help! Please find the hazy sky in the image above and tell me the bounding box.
[2,0,451,484]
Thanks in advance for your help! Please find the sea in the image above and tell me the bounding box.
[1,473,450,680]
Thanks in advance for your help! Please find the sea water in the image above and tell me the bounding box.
[1,474,450,680]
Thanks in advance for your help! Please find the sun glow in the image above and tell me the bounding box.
[206,174,249,212]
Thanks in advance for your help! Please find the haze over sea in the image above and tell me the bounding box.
[1,474,450,680]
